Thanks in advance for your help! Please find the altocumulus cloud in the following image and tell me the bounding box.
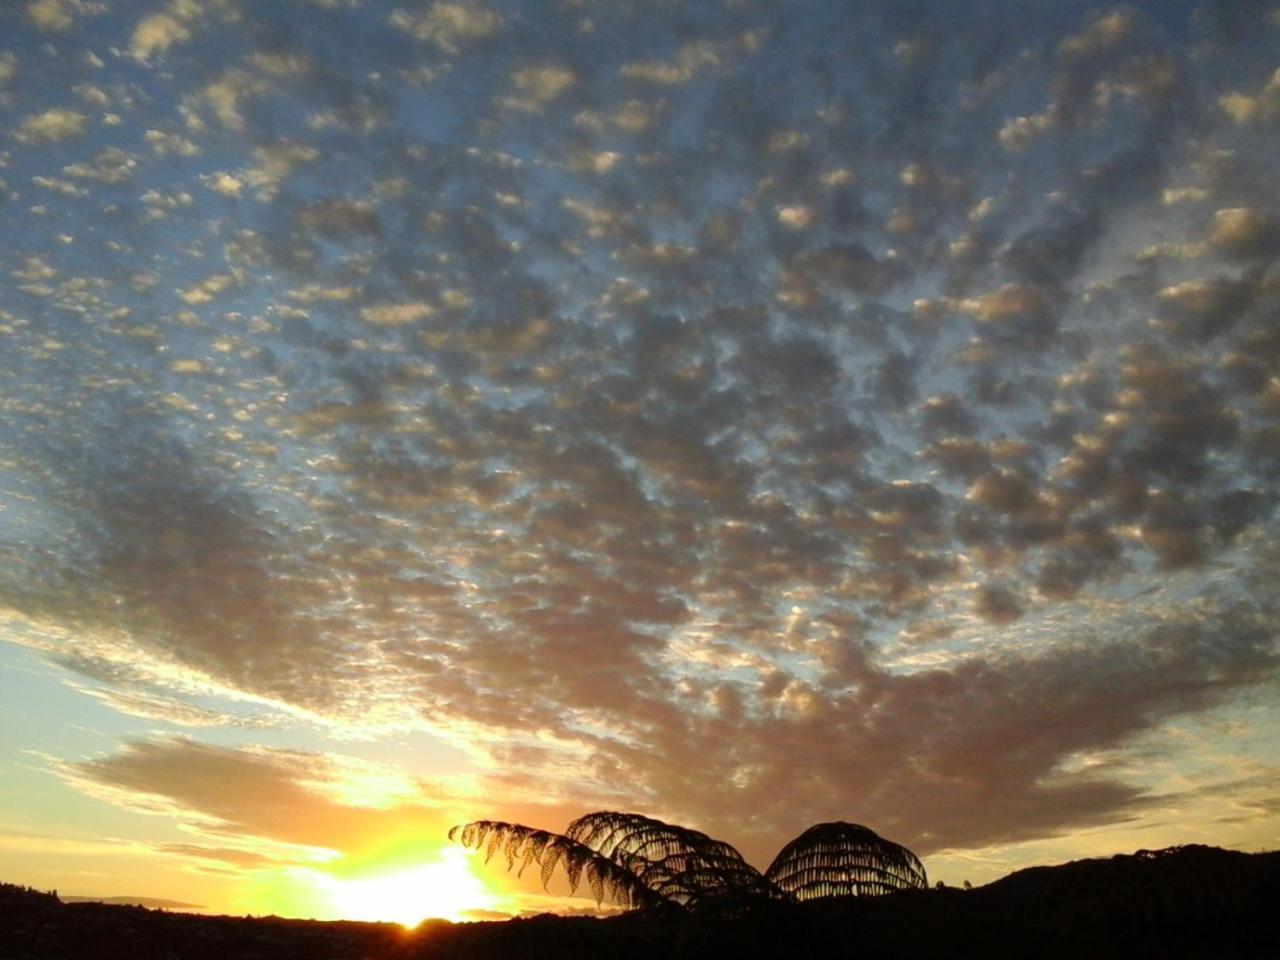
[0,0,1278,873]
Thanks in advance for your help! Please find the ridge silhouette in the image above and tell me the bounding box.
[3,844,1276,957]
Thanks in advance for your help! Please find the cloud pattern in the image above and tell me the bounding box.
[1,0,1278,877]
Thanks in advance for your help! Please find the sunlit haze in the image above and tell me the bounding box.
[310,847,504,925]
[1,0,1278,923]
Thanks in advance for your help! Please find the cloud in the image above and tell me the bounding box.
[177,273,239,305]
[32,175,87,198]
[298,199,382,238]
[504,64,575,111]
[199,70,268,132]
[1219,68,1280,124]
[130,10,193,62]
[388,2,501,53]
[201,171,243,196]
[27,0,97,32]
[1156,276,1253,339]
[0,53,17,88]
[998,112,1056,153]
[620,31,763,86]
[776,205,814,230]
[238,141,319,199]
[1058,7,1136,60]
[66,683,268,728]
[14,108,88,144]
[644,584,1278,858]
[57,737,464,861]
[1,0,1278,883]
[144,129,202,156]
[973,583,1025,623]
[360,302,435,326]
[62,147,138,183]
[1210,207,1280,259]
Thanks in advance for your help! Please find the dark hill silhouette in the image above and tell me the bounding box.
[60,895,203,909]
[1,844,1276,958]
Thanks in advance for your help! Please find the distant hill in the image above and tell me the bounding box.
[2,844,1276,958]
[59,895,203,910]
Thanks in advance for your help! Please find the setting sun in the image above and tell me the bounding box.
[317,848,504,926]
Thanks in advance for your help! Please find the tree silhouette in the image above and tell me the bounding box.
[765,822,928,899]
[450,811,926,912]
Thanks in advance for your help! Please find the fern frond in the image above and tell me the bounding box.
[448,819,669,910]
[568,811,747,865]
[765,822,927,900]
[567,811,784,908]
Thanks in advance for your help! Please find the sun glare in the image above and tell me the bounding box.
[320,847,504,926]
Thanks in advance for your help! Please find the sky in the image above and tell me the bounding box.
[1,0,1279,926]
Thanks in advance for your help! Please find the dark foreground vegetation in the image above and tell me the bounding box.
[2,845,1276,959]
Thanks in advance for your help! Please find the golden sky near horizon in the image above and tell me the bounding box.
[1,0,1279,924]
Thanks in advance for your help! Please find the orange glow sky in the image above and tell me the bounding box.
[2,0,1279,923]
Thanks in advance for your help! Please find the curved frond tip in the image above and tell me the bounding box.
[449,819,666,910]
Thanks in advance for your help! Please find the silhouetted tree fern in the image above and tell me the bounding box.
[450,811,927,912]
[765,821,927,899]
